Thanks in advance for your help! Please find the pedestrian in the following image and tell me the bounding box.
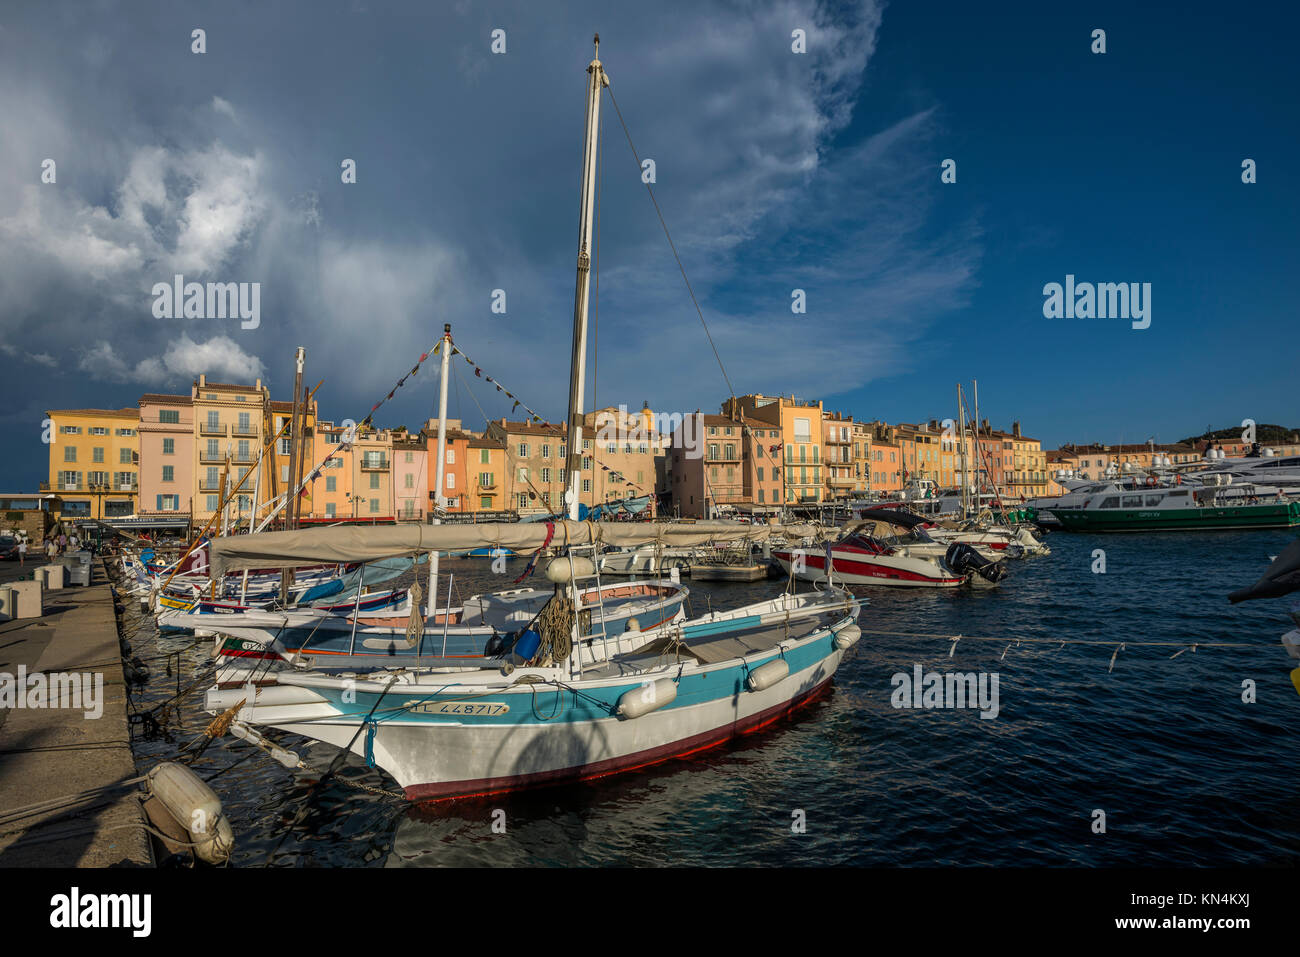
[17,538,26,567]
[45,539,56,561]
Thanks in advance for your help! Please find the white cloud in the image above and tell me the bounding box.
[79,334,265,385]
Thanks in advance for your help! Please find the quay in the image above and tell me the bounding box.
[0,560,152,867]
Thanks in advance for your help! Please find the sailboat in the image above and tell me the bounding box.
[201,37,863,799]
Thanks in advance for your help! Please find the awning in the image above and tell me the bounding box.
[208,520,827,580]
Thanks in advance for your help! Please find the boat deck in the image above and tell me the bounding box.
[581,609,843,677]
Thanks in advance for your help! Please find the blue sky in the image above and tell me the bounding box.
[0,0,1295,489]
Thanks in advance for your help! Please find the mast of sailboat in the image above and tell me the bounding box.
[957,383,969,519]
[562,34,608,521]
[427,323,453,619]
[972,378,980,499]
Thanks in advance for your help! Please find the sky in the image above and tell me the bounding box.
[0,0,1295,490]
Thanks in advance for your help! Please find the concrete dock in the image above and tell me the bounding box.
[0,560,152,866]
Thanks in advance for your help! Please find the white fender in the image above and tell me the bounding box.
[617,678,677,718]
[746,658,789,692]
[146,762,234,865]
[834,623,861,650]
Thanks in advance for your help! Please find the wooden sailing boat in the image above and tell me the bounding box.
[201,37,864,800]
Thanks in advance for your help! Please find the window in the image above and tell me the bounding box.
[156,494,179,511]
[370,472,380,490]
[480,449,490,464]
[757,467,764,481]
[758,489,765,503]
[582,479,591,493]
[92,446,104,463]
[446,448,455,464]
[238,412,251,434]
[119,447,133,464]
[162,466,174,483]
[64,446,77,462]
[1145,494,1163,507]
[517,467,529,482]
[607,443,617,454]
[325,503,336,517]
[480,496,493,509]
[1098,496,1120,509]
[281,465,290,482]
[206,467,219,487]
[206,412,220,430]
[404,473,414,488]
[114,471,134,488]
[582,456,592,471]
[116,428,136,436]
[207,495,219,511]
[405,451,414,464]
[163,438,174,455]
[89,426,108,435]
[446,473,455,489]
[541,467,551,483]
[541,444,550,459]
[794,418,811,443]
[159,409,180,424]
[582,439,591,451]
[518,493,529,509]
[518,443,529,458]
[559,445,567,459]
[369,498,379,513]
[59,470,80,488]
[480,472,493,488]
[1121,495,1143,508]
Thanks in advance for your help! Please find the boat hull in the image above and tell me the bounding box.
[1052,501,1300,532]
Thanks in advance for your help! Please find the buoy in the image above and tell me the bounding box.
[746,658,789,692]
[616,678,677,718]
[834,623,861,650]
[545,555,595,584]
[146,762,234,865]
[1281,628,1300,661]
[624,617,640,633]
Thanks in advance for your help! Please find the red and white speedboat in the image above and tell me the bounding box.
[773,535,964,588]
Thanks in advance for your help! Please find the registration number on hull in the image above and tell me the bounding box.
[406,701,510,716]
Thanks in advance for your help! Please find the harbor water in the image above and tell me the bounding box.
[124,529,1300,867]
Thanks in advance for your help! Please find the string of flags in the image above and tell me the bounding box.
[359,339,445,429]
[451,345,552,428]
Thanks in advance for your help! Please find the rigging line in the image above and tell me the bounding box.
[453,361,562,520]
[604,82,737,402]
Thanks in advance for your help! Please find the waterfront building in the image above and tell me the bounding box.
[723,394,824,505]
[865,422,904,493]
[822,411,857,502]
[1052,441,1200,482]
[137,393,194,522]
[392,431,428,522]
[586,406,658,513]
[850,420,873,496]
[349,427,395,521]
[421,418,474,515]
[667,412,780,517]
[467,434,510,515]
[485,419,569,516]
[310,420,354,521]
[43,407,140,519]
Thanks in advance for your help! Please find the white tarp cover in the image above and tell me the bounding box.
[207,520,828,580]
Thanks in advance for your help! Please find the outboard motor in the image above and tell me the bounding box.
[945,542,1007,585]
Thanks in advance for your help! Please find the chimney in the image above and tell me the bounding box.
[982,418,990,433]
[928,419,939,431]
[1013,421,1022,438]
[255,378,262,391]
[198,374,206,387]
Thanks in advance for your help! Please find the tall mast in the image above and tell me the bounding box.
[563,35,608,521]
[427,323,452,618]
[972,378,980,495]
[957,384,969,518]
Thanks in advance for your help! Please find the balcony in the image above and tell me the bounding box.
[360,458,390,471]
[199,479,224,491]
[828,476,855,488]
[199,449,226,463]
[232,425,258,436]
[199,422,228,436]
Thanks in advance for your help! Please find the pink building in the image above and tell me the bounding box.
[138,393,195,519]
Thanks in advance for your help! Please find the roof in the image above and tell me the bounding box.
[139,394,193,405]
[44,408,139,419]
[491,419,566,437]
[196,382,266,394]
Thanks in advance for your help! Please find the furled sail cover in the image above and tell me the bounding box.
[208,520,827,580]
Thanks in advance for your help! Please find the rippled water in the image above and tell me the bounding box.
[123,529,1300,867]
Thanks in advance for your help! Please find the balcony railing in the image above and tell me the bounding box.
[199,423,228,436]
[199,480,223,491]
[232,425,258,436]
[360,458,390,471]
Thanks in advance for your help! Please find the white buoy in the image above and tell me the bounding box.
[545,555,595,584]
[834,623,861,650]
[1281,629,1300,661]
[616,678,677,718]
[746,658,789,692]
[146,762,234,865]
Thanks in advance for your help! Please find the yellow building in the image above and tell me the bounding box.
[44,408,140,519]
[467,436,508,514]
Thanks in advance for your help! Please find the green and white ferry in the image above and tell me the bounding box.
[1052,483,1300,532]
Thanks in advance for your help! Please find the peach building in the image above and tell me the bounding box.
[137,393,194,520]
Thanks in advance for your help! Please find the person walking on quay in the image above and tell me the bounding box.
[45,538,57,561]
[16,538,26,567]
